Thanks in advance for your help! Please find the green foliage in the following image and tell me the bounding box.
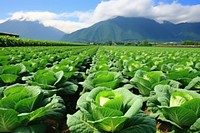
[62,17,200,42]
[130,70,168,96]
[0,64,26,85]
[25,69,78,96]
[81,71,124,92]
[13,124,47,133]
[67,87,156,133]
[185,77,200,90]
[165,64,199,87]
[0,84,65,132]
[0,45,200,133]
[0,36,87,47]
[123,60,151,77]
[147,85,200,131]
[181,40,200,45]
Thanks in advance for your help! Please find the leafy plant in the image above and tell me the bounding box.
[21,61,38,72]
[88,62,110,74]
[195,62,200,70]
[0,84,65,132]
[52,64,78,79]
[0,55,11,65]
[25,69,78,96]
[130,70,168,96]
[81,71,125,92]
[67,87,156,133]
[0,64,26,85]
[0,35,87,47]
[123,60,150,78]
[184,76,200,90]
[166,64,199,87]
[147,85,200,132]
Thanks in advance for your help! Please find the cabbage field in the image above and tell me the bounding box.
[0,46,200,133]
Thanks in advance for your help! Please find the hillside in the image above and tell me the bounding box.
[62,16,200,42]
[0,20,65,40]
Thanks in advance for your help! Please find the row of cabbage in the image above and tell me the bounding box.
[0,46,98,132]
[112,47,200,133]
[0,36,87,47]
[1,46,200,133]
[0,46,92,86]
[67,47,156,133]
[67,46,200,133]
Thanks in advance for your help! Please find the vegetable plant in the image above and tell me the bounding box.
[0,55,11,65]
[147,85,200,132]
[130,70,168,96]
[88,62,110,73]
[67,87,156,133]
[21,61,38,72]
[81,71,125,92]
[0,84,65,132]
[166,64,199,87]
[25,69,78,96]
[184,76,200,90]
[52,63,78,79]
[0,64,26,86]
[123,60,150,78]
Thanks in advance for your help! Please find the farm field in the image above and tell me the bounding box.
[0,46,200,133]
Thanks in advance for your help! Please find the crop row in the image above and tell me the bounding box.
[71,46,200,133]
[0,46,200,133]
[0,36,87,47]
[0,46,98,132]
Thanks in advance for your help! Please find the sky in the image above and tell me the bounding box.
[0,0,200,33]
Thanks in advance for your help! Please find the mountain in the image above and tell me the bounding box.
[0,20,65,40]
[62,16,200,42]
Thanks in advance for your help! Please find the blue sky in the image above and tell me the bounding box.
[0,0,101,18]
[0,0,200,33]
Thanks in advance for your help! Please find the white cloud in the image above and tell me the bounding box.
[8,11,92,33]
[7,0,200,33]
[42,20,89,33]
[89,0,153,23]
[152,2,200,23]
[0,19,8,24]
[10,11,58,21]
[89,0,200,24]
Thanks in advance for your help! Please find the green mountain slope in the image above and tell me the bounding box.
[0,20,65,41]
[62,16,200,42]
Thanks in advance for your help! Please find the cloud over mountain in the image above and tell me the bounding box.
[3,0,200,33]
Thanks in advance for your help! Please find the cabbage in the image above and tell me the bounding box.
[67,87,156,133]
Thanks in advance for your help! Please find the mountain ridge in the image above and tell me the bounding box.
[62,16,200,42]
[0,20,65,41]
